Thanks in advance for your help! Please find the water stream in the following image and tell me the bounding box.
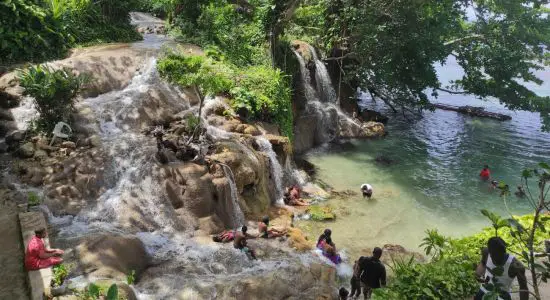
[256,137,285,205]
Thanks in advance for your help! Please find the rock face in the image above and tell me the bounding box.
[75,234,150,281]
[291,41,386,153]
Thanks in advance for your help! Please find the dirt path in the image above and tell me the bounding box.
[0,194,29,299]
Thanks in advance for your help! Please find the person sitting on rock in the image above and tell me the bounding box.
[25,227,64,271]
[317,229,336,250]
[324,245,342,264]
[360,184,373,199]
[258,216,286,239]
[286,186,309,206]
[233,226,256,260]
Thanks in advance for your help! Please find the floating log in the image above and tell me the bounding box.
[433,103,512,121]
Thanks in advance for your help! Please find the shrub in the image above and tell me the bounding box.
[0,0,70,67]
[27,192,41,207]
[52,264,68,287]
[157,54,294,139]
[18,65,89,133]
[373,256,478,300]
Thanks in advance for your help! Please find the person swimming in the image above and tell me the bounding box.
[480,165,491,181]
[360,183,373,198]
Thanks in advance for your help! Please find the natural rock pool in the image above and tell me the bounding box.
[297,58,550,259]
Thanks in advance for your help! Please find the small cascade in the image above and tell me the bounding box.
[256,137,285,205]
[309,46,338,105]
[220,164,245,228]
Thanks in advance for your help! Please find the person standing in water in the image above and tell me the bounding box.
[475,237,528,300]
[480,165,491,181]
[233,226,257,259]
[360,184,373,199]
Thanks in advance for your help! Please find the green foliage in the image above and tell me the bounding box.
[126,270,136,285]
[0,0,140,69]
[27,191,41,207]
[52,264,68,287]
[373,256,478,300]
[324,0,550,130]
[18,65,89,133]
[419,229,448,260]
[79,283,119,300]
[0,0,70,67]
[157,53,294,139]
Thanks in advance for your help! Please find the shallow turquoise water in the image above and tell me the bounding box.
[298,58,550,258]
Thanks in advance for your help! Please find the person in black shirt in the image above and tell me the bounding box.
[358,247,386,299]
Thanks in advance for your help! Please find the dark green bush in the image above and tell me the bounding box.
[0,0,70,67]
[157,53,293,139]
[18,65,89,133]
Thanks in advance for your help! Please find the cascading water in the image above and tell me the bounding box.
[256,137,285,205]
[57,57,189,239]
[309,46,338,105]
[219,164,245,228]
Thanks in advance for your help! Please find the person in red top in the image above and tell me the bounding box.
[25,228,64,271]
[479,165,491,181]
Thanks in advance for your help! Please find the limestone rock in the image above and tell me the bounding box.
[86,135,101,148]
[6,130,25,145]
[60,141,76,149]
[362,121,385,137]
[0,141,8,153]
[75,234,150,281]
[18,142,35,158]
[33,149,49,160]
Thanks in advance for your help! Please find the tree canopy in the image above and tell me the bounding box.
[323,0,550,129]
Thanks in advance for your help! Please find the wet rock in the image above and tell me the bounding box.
[60,141,76,149]
[362,121,385,137]
[0,141,8,153]
[75,234,150,281]
[360,109,388,124]
[6,130,25,145]
[33,149,49,160]
[17,142,35,158]
[288,227,313,252]
[86,135,101,148]
[210,262,227,274]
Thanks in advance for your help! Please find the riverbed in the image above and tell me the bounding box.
[296,57,550,260]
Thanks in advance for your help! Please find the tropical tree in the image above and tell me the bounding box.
[324,0,550,129]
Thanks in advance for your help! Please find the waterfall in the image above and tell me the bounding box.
[255,137,284,206]
[220,164,245,228]
[309,46,338,105]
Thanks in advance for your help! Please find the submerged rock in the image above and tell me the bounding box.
[307,205,335,221]
[75,234,150,281]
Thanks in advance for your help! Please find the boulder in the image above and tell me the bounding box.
[18,142,35,158]
[75,234,150,281]
[362,121,385,137]
[0,141,8,153]
[6,130,25,145]
[33,149,49,160]
[86,135,101,148]
[60,141,76,149]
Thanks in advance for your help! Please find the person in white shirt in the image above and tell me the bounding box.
[360,184,373,198]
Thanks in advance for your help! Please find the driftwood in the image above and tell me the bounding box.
[433,103,512,121]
